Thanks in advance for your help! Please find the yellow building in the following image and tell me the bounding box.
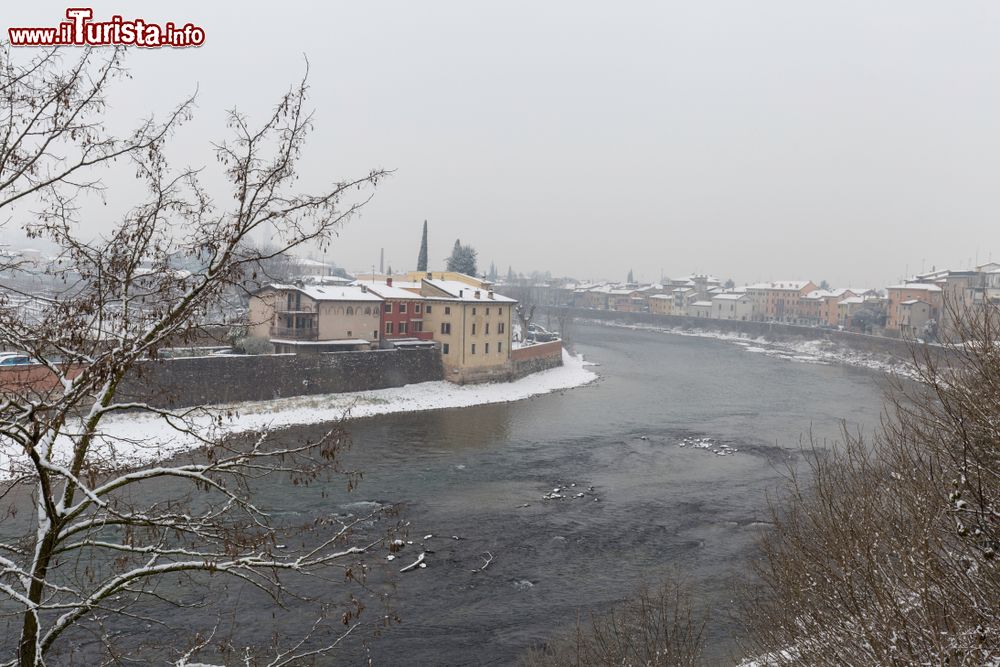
[648,294,673,315]
[419,278,516,383]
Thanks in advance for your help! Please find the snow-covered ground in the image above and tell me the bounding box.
[583,319,917,377]
[0,350,598,478]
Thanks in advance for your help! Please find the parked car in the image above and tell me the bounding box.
[0,353,37,366]
[526,324,560,342]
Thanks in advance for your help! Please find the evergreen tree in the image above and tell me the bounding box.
[445,238,477,275]
[416,220,429,271]
[386,264,393,275]
[489,261,497,281]
[819,279,830,290]
[724,278,735,289]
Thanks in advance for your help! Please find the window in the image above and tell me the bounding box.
[399,322,408,334]
[498,341,503,353]
[440,322,451,335]
[399,303,407,313]
[498,308,502,315]
[413,320,423,332]
[374,331,379,339]
[346,306,354,315]
[486,308,490,315]
[415,304,421,313]
[442,343,449,354]
[471,343,476,354]
[485,323,490,335]
[386,322,393,334]
[384,302,392,313]
[374,306,379,315]
[499,322,505,334]
[485,343,490,354]
[365,306,371,315]
[472,323,476,335]
[425,305,432,314]
[444,306,451,315]
[472,307,476,315]
[347,330,352,337]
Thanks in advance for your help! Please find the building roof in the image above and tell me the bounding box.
[746,281,814,291]
[839,296,865,305]
[888,283,942,292]
[354,281,426,301]
[422,279,517,303]
[269,338,372,346]
[648,294,672,300]
[900,299,930,306]
[712,293,749,301]
[690,300,714,307]
[258,283,383,302]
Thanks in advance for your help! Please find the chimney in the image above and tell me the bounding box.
[488,290,494,299]
[475,290,481,299]
[386,277,393,287]
[426,272,432,280]
[459,289,464,298]
[360,284,367,293]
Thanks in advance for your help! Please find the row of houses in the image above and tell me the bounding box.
[563,262,1000,339]
[248,271,518,383]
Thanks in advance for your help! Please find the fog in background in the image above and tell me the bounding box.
[4,1,1000,287]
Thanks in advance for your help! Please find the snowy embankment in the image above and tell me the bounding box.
[584,319,917,377]
[1,350,598,478]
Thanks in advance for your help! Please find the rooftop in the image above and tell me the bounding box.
[423,279,516,303]
[259,283,383,302]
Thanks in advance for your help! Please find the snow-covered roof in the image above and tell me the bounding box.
[900,299,930,306]
[258,283,383,302]
[648,294,672,300]
[690,300,713,307]
[355,281,425,301]
[746,281,813,291]
[269,338,371,345]
[888,283,942,292]
[839,296,865,305]
[423,279,516,303]
[712,293,749,301]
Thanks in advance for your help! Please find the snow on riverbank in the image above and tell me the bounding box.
[583,319,916,377]
[1,350,598,478]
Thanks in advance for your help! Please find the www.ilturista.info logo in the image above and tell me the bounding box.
[8,8,205,48]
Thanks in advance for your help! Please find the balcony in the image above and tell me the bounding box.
[269,325,318,341]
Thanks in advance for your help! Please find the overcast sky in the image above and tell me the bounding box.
[6,1,1000,287]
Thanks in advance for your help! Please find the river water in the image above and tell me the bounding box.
[1,323,889,665]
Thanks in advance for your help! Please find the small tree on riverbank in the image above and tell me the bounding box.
[0,45,395,666]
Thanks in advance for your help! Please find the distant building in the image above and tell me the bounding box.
[744,281,818,322]
[687,300,713,318]
[711,292,753,321]
[886,283,942,332]
[648,294,673,315]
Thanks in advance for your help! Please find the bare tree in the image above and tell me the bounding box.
[738,299,1000,665]
[0,46,395,666]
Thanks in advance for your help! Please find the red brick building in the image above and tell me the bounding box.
[362,279,433,340]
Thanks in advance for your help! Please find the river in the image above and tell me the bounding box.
[1,323,889,665]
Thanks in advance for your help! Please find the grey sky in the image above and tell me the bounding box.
[7,1,1000,287]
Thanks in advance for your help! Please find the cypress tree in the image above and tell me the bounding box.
[416,220,428,272]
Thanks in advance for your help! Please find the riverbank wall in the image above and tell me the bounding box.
[116,348,445,409]
[544,306,925,359]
